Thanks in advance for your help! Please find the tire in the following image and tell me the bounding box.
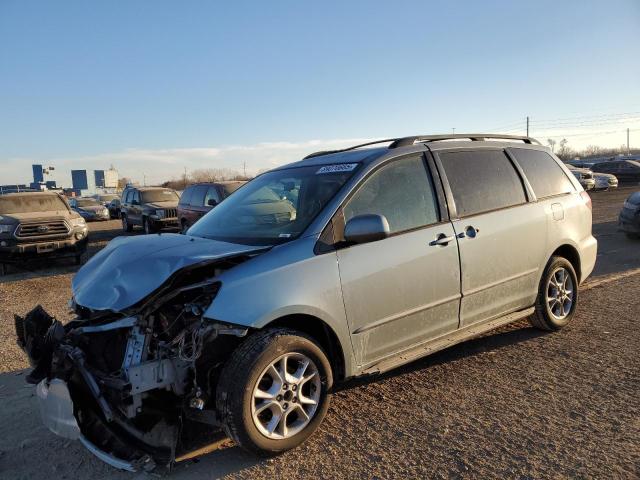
[216,328,333,455]
[530,256,579,331]
[74,253,84,266]
[143,217,158,235]
[181,219,189,234]
[0,263,6,276]
[122,215,133,233]
[624,232,639,240]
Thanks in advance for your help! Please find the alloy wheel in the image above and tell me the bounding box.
[251,352,321,440]
[546,267,574,320]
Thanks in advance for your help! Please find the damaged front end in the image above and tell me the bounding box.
[14,253,257,471]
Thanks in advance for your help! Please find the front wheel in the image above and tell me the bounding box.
[216,328,333,455]
[122,215,133,232]
[143,217,159,235]
[530,256,579,331]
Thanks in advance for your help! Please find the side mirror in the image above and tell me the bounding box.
[344,214,390,244]
[207,198,218,207]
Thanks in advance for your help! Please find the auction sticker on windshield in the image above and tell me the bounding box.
[316,163,358,174]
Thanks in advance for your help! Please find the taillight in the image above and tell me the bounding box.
[580,190,592,210]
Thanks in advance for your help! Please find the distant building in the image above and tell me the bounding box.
[94,170,105,188]
[104,167,119,188]
[71,170,96,195]
[0,184,30,194]
[32,164,44,183]
[71,170,89,190]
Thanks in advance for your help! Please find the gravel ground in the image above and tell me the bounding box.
[0,187,639,479]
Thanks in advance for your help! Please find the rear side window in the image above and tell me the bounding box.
[204,186,222,206]
[511,148,574,199]
[344,155,439,234]
[439,150,526,217]
[180,186,194,205]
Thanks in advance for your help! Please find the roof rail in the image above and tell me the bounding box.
[303,134,540,160]
[389,134,540,148]
[303,138,400,160]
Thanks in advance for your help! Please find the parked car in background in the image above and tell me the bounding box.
[120,186,180,234]
[592,172,618,191]
[566,166,595,190]
[619,191,640,239]
[18,134,597,470]
[69,197,110,221]
[178,181,246,231]
[0,192,88,274]
[591,160,640,184]
[566,160,596,169]
[107,198,121,219]
[93,193,120,207]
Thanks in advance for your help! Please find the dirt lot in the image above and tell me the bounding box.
[1,188,639,479]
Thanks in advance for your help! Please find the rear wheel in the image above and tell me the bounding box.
[530,256,579,331]
[216,328,333,455]
[122,215,133,232]
[624,232,639,240]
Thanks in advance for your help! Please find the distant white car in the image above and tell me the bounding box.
[593,172,618,191]
[567,165,595,190]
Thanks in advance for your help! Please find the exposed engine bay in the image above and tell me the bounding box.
[14,254,257,471]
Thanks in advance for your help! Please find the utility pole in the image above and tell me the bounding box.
[452,128,455,135]
[628,128,630,156]
[183,167,187,189]
[243,161,247,178]
[526,116,530,137]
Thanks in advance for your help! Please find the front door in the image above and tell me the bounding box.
[336,154,461,366]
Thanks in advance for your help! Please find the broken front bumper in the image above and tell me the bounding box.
[36,378,154,472]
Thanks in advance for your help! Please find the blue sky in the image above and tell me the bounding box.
[1,0,639,186]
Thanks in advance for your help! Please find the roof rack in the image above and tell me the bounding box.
[303,134,540,159]
[388,134,540,148]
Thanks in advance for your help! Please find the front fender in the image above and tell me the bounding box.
[203,236,357,377]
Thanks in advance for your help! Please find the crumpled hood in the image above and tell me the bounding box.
[72,233,265,312]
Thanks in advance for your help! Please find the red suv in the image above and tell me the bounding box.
[178,181,245,231]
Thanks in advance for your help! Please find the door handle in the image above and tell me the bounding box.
[430,233,455,246]
[464,225,479,238]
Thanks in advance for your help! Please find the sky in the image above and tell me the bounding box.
[1,0,639,187]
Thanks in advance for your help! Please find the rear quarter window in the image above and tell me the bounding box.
[438,149,527,217]
[510,148,575,199]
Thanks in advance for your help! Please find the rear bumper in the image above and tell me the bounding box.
[579,235,598,283]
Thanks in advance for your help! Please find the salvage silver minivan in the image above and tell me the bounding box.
[16,134,597,471]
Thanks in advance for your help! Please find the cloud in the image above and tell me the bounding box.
[0,138,374,188]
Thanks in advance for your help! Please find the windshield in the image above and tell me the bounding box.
[141,189,179,203]
[0,195,68,214]
[76,198,100,207]
[188,164,359,244]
